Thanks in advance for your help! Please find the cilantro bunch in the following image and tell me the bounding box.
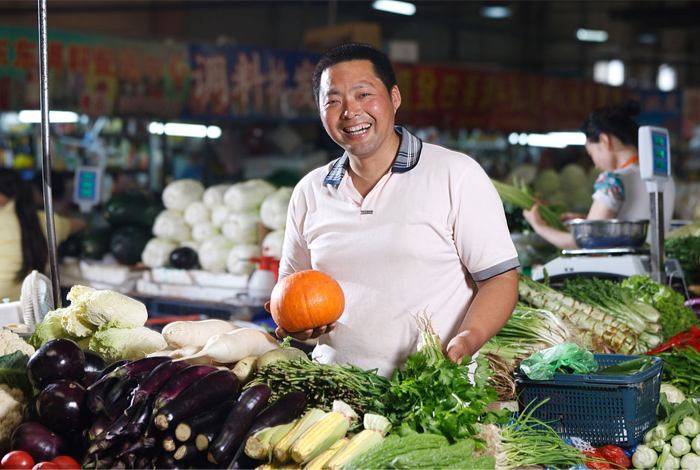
[384,315,500,442]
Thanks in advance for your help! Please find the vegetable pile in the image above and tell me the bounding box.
[658,346,700,397]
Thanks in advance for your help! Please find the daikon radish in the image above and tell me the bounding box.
[168,345,200,358]
[162,319,238,349]
[175,328,279,364]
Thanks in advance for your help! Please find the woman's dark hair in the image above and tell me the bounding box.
[580,100,641,146]
[0,169,47,281]
[312,43,397,107]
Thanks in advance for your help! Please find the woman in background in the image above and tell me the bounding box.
[0,169,84,300]
[523,101,675,249]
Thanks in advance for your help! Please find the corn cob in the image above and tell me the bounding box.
[246,421,297,461]
[324,414,391,470]
[273,409,326,463]
[290,400,357,464]
[302,438,348,470]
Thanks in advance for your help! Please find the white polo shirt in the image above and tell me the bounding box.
[279,127,519,376]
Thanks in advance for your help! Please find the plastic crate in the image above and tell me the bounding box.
[515,354,663,447]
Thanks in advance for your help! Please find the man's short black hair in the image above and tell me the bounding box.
[312,43,397,107]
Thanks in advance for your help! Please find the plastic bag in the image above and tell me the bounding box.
[519,343,598,380]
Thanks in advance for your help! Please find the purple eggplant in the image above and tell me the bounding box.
[87,414,113,441]
[173,442,201,465]
[36,379,87,433]
[81,351,107,387]
[174,399,233,442]
[194,429,216,452]
[153,364,218,411]
[248,391,307,435]
[153,370,240,431]
[130,360,188,407]
[87,357,169,414]
[208,384,271,465]
[27,339,85,390]
[11,421,65,461]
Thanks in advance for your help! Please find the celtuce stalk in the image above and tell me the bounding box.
[519,276,636,354]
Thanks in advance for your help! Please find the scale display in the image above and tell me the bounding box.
[651,131,669,176]
[73,166,101,210]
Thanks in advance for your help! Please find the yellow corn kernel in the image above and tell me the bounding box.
[290,401,357,464]
[324,414,391,469]
[303,438,349,470]
[273,409,327,463]
[246,421,297,461]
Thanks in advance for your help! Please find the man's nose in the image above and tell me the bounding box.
[342,102,360,118]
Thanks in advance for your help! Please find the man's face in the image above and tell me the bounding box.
[318,60,401,159]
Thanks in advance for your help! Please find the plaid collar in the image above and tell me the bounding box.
[323,126,423,188]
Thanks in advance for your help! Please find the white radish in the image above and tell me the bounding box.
[162,319,238,349]
[174,328,279,364]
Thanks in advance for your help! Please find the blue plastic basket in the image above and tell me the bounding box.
[515,354,663,447]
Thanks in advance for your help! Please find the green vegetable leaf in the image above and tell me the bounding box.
[0,351,32,398]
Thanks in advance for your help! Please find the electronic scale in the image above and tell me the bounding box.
[532,126,686,292]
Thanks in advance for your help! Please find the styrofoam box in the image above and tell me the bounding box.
[136,279,249,305]
[147,268,249,289]
[79,259,143,285]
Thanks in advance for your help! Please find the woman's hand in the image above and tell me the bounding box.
[275,324,336,341]
[523,202,548,230]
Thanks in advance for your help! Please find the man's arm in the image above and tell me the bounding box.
[446,268,519,363]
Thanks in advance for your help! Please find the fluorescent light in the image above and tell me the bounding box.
[372,0,416,16]
[148,121,221,139]
[481,5,511,19]
[508,132,519,145]
[526,132,586,148]
[657,64,676,92]
[607,59,625,86]
[18,110,79,124]
[518,133,529,146]
[206,126,222,139]
[576,28,608,43]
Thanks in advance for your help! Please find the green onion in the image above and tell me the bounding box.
[491,178,566,230]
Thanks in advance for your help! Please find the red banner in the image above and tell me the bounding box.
[395,64,631,131]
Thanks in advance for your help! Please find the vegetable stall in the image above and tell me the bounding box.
[1,268,699,469]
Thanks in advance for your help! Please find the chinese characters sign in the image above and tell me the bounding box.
[185,45,318,119]
[394,64,633,131]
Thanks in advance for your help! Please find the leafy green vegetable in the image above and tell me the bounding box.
[0,351,32,398]
[621,275,697,339]
[659,347,700,397]
[491,178,566,230]
[666,236,700,285]
[384,316,501,442]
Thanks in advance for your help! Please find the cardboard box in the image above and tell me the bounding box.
[304,22,381,53]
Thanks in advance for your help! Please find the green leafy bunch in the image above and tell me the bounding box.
[384,315,501,442]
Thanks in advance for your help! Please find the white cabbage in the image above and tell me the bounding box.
[260,187,293,230]
[226,244,261,275]
[223,179,276,213]
[198,236,233,272]
[192,222,219,242]
[211,204,231,228]
[221,213,261,244]
[179,240,200,252]
[183,201,210,226]
[153,210,191,242]
[262,229,285,258]
[142,238,178,268]
[202,184,231,208]
[162,179,205,211]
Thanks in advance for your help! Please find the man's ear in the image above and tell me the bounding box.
[599,132,612,150]
[391,85,401,113]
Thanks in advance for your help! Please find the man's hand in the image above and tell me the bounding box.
[445,329,477,364]
[275,323,336,341]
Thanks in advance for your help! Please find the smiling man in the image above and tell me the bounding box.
[275,43,519,377]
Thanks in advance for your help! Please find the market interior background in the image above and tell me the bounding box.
[1,0,699,303]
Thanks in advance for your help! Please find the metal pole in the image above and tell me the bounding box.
[37,0,62,307]
[649,191,666,285]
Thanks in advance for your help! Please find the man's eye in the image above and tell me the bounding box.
[359,93,371,99]
[325,100,339,107]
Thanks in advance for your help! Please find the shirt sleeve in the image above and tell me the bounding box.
[452,160,520,281]
[38,212,72,244]
[592,171,624,213]
[278,184,312,279]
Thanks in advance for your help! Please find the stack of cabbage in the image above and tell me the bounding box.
[141,179,293,274]
[28,285,166,362]
[530,164,597,212]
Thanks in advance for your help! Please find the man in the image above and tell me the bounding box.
[276,43,519,377]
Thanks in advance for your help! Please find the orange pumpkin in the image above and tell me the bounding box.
[269,270,345,333]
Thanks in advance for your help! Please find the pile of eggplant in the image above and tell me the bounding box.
[10,339,106,463]
[81,355,308,469]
